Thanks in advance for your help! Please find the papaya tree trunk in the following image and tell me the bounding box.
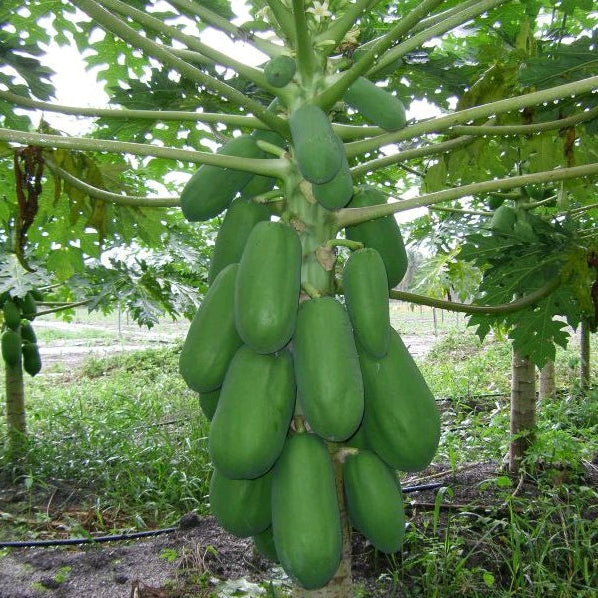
[4,357,27,460]
[293,454,352,598]
[539,359,555,400]
[509,348,536,473]
[580,318,591,390]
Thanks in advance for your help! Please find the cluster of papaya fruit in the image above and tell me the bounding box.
[177,72,438,588]
[1,291,42,376]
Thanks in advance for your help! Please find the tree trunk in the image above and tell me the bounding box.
[509,348,536,473]
[4,356,27,460]
[293,450,353,598]
[538,359,555,400]
[580,318,591,391]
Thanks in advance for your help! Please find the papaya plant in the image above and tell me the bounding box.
[1,0,598,594]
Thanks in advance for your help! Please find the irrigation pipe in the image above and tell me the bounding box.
[0,483,443,549]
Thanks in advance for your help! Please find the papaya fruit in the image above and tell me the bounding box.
[22,342,42,376]
[486,195,505,210]
[343,449,405,553]
[489,204,516,234]
[1,330,22,366]
[235,221,302,354]
[289,104,343,184]
[342,248,390,358]
[179,264,242,393]
[209,468,272,537]
[21,293,37,320]
[344,77,407,131]
[264,55,296,88]
[20,321,37,344]
[272,433,342,590]
[358,328,440,472]
[312,136,354,210]
[209,345,295,479]
[345,186,408,288]
[293,297,363,441]
[199,389,220,421]
[3,299,21,331]
[207,199,270,285]
[253,526,279,563]
[180,135,262,222]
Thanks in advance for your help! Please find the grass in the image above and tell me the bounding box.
[1,309,597,597]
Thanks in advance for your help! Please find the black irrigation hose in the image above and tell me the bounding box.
[0,483,444,549]
[0,526,178,548]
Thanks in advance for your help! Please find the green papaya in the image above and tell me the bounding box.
[207,199,270,285]
[209,468,272,537]
[272,433,342,590]
[1,330,22,366]
[179,264,242,393]
[358,328,440,472]
[199,389,220,421]
[344,77,407,131]
[22,343,42,377]
[180,135,262,222]
[29,288,44,302]
[21,293,37,320]
[489,204,516,234]
[20,321,37,344]
[345,186,408,288]
[289,104,343,184]
[264,55,297,88]
[235,221,302,354]
[342,248,390,358]
[253,526,279,563]
[293,297,363,441]
[3,299,21,331]
[312,136,353,210]
[343,450,405,553]
[209,345,295,479]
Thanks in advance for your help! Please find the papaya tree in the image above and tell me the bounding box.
[2,0,598,594]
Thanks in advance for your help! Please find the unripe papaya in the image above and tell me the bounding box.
[345,186,408,288]
[1,330,22,366]
[272,433,342,590]
[180,135,262,222]
[22,343,42,376]
[207,199,270,285]
[344,77,407,131]
[343,450,405,553]
[312,136,353,210]
[3,299,21,331]
[289,104,343,184]
[179,264,242,393]
[21,293,37,320]
[235,221,302,354]
[293,297,363,441]
[489,204,516,234]
[20,321,37,344]
[239,129,286,199]
[264,55,297,88]
[209,345,295,479]
[343,248,391,358]
[199,389,220,421]
[253,526,279,563]
[209,468,272,537]
[358,328,440,472]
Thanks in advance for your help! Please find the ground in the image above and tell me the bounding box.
[2,311,596,597]
[0,464,501,598]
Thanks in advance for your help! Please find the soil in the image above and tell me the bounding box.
[0,464,502,598]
